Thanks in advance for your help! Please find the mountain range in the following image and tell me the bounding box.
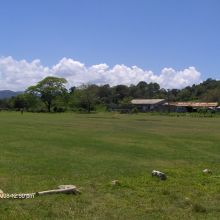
[0,90,23,99]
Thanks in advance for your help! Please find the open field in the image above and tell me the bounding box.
[0,112,220,219]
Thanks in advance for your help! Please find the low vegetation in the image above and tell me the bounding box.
[0,112,220,219]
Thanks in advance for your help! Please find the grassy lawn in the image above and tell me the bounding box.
[0,112,220,219]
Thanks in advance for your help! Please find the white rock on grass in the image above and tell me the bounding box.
[111,180,120,186]
[203,169,212,174]
[152,170,167,180]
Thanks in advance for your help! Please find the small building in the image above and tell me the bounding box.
[167,102,219,112]
[131,99,166,112]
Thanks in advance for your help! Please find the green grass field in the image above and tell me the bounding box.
[0,112,220,219]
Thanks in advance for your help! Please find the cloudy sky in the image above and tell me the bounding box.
[0,0,219,91]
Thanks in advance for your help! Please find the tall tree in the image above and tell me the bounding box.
[70,84,97,113]
[26,76,67,112]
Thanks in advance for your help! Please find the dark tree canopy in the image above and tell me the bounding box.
[70,84,97,113]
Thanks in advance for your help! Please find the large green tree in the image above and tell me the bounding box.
[26,76,67,112]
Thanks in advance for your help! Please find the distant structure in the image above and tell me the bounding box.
[168,102,218,108]
[131,99,166,112]
[131,99,219,112]
[167,102,218,112]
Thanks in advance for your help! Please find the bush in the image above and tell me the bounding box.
[131,107,139,114]
[192,203,207,213]
[53,106,66,112]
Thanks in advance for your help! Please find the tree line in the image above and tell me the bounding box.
[0,77,220,112]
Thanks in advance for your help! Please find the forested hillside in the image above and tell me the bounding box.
[170,78,220,102]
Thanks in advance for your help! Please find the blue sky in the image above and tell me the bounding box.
[0,0,219,90]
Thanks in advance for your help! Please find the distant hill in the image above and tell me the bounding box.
[0,90,23,99]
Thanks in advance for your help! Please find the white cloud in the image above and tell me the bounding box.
[0,56,202,91]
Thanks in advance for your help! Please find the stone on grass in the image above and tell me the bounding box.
[152,170,167,180]
[111,180,120,186]
[203,169,212,174]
